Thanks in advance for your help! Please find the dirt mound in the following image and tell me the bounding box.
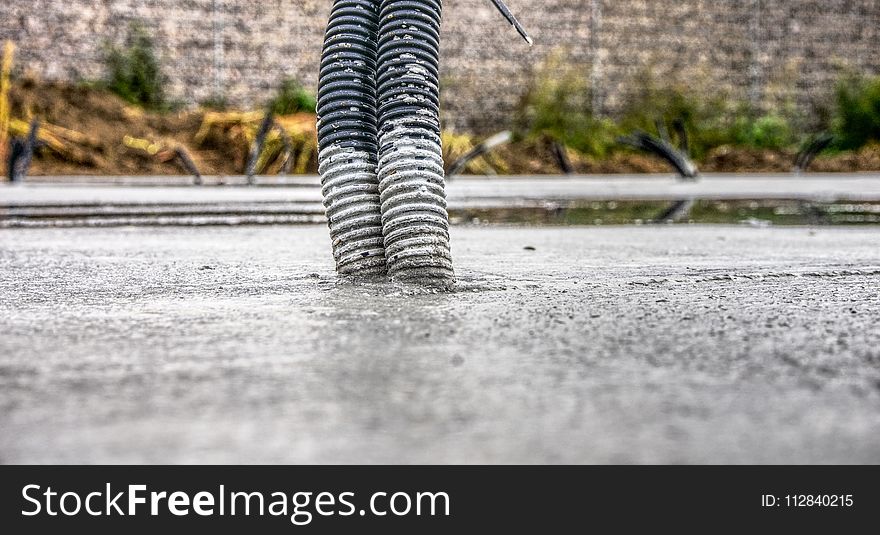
[8,80,316,177]
[700,144,880,173]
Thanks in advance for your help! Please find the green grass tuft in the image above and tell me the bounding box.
[269,79,317,116]
[104,24,168,111]
[832,74,880,150]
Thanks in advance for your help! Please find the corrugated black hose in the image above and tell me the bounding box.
[375,0,452,283]
[317,0,530,282]
[317,0,388,277]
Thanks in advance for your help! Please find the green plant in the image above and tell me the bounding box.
[617,73,802,154]
[731,114,795,150]
[269,79,317,115]
[519,62,853,161]
[516,54,618,157]
[617,77,742,158]
[105,24,167,110]
[832,74,880,150]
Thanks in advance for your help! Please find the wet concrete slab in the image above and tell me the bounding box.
[5,173,880,207]
[1,225,879,464]
[5,175,880,228]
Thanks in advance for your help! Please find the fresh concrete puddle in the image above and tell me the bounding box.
[451,200,880,226]
[5,200,880,228]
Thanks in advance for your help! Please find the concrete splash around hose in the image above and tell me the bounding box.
[318,145,387,276]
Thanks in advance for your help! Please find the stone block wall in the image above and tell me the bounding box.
[1,0,878,132]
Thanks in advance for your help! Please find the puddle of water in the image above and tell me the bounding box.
[450,200,880,226]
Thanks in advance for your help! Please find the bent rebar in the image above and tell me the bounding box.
[794,133,833,174]
[618,127,699,180]
[551,140,575,175]
[619,120,699,223]
[447,131,513,178]
[172,145,202,185]
[8,118,40,182]
[246,111,276,185]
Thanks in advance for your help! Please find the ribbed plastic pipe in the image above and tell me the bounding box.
[317,0,387,277]
[376,0,455,285]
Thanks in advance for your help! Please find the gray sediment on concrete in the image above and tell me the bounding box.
[1,225,879,464]
[378,126,454,283]
[318,146,387,276]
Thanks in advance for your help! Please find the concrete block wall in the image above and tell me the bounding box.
[1,0,878,132]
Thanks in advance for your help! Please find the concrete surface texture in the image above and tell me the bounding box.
[1,225,879,464]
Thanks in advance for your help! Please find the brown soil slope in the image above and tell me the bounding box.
[6,80,880,177]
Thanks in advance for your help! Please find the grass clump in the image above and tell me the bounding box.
[618,83,712,157]
[519,61,804,161]
[104,24,168,110]
[617,75,802,155]
[730,113,796,150]
[516,54,618,157]
[832,74,880,150]
[269,79,317,115]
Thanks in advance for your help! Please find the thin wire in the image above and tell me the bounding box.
[489,0,533,45]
